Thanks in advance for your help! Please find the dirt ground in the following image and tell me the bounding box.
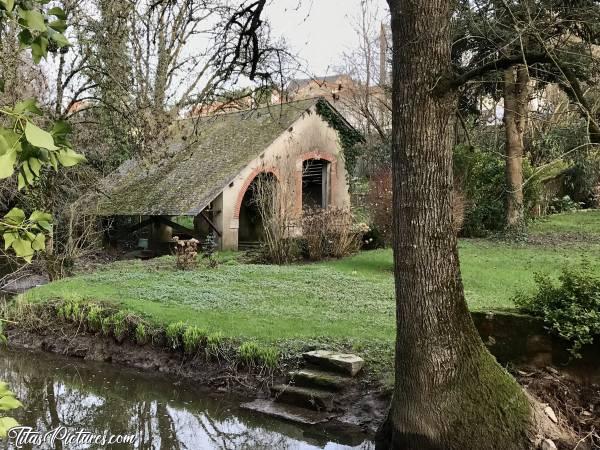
[514,366,600,450]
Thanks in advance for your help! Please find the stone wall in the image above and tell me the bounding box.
[472,311,600,374]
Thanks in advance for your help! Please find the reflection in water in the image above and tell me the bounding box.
[0,350,373,449]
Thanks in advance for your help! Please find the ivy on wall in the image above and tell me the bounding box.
[315,98,364,189]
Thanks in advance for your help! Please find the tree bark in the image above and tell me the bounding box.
[377,2,531,449]
[503,65,530,232]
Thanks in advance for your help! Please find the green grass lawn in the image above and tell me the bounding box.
[21,210,600,351]
[529,209,600,236]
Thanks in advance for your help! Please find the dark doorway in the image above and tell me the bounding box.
[302,159,329,210]
[239,173,275,247]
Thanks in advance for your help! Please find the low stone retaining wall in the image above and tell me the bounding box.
[472,311,600,378]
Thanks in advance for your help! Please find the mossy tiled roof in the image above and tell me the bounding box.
[82,99,320,216]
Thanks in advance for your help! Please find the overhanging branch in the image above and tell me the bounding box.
[436,52,551,94]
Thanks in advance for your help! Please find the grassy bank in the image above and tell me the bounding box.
[12,211,600,373]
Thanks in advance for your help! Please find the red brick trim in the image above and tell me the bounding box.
[299,151,337,165]
[233,166,280,219]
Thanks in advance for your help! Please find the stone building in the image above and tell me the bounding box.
[81,98,360,250]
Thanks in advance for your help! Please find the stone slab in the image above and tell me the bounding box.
[240,399,332,425]
[289,369,350,391]
[302,350,365,376]
[271,384,335,411]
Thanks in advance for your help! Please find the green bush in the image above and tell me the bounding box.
[454,144,540,237]
[258,346,280,369]
[135,323,148,345]
[238,341,260,365]
[86,305,104,332]
[549,195,582,214]
[237,341,280,369]
[56,299,85,323]
[70,302,82,322]
[206,332,224,358]
[514,264,600,357]
[111,311,130,342]
[165,321,187,350]
[100,316,112,336]
[182,326,207,354]
[57,300,71,321]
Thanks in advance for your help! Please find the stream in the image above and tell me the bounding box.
[0,350,374,449]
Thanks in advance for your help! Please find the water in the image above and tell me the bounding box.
[0,350,374,450]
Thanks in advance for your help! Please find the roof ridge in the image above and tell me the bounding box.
[180,97,320,121]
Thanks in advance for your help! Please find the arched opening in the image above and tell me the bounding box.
[238,172,276,248]
[302,159,330,210]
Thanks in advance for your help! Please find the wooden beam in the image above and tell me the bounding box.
[155,216,200,239]
[129,215,222,240]
[198,212,222,237]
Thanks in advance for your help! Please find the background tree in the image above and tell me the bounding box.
[453,0,600,233]
[336,0,391,178]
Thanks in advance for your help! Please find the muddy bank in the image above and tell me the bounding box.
[6,309,600,447]
[6,325,389,436]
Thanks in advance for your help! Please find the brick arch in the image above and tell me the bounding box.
[298,151,337,166]
[233,166,280,220]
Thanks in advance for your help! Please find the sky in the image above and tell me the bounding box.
[265,0,388,77]
[44,0,390,107]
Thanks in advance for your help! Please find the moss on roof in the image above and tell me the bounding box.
[81,99,322,216]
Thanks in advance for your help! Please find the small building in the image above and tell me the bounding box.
[80,98,360,251]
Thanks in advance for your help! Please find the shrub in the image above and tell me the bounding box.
[513,264,600,357]
[206,332,224,358]
[301,208,366,261]
[182,326,207,354]
[101,316,112,336]
[165,321,187,350]
[201,234,219,269]
[453,144,540,237]
[361,226,386,250]
[111,311,130,342]
[237,341,280,369]
[562,154,600,207]
[452,189,466,235]
[251,170,300,265]
[86,305,104,332]
[135,323,148,345]
[549,195,582,214]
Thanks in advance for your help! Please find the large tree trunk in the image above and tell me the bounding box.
[377,2,531,449]
[503,65,530,232]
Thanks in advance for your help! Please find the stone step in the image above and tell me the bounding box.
[289,369,350,391]
[302,350,365,376]
[240,399,334,425]
[271,384,336,411]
